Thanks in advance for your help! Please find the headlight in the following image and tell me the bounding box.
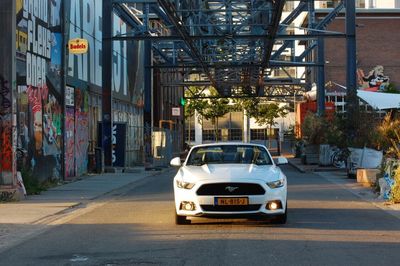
[267,179,285,189]
[176,180,195,189]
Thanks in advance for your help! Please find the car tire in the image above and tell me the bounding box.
[175,213,191,225]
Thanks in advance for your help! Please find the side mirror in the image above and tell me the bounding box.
[170,157,182,167]
[275,157,288,165]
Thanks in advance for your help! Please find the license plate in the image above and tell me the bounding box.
[215,197,249,205]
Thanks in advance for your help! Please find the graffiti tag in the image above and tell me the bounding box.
[0,190,15,202]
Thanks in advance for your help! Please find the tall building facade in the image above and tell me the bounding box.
[1,0,146,199]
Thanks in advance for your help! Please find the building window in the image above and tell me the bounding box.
[250,129,267,141]
[229,129,242,141]
[185,129,195,142]
[202,129,220,141]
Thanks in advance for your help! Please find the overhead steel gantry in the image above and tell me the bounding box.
[109,0,351,100]
[102,0,357,166]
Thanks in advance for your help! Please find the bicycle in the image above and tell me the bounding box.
[330,147,351,168]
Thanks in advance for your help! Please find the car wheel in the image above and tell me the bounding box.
[175,212,191,225]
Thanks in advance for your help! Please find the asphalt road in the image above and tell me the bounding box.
[1,165,400,266]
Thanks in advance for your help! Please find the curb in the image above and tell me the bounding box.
[288,161,306,173]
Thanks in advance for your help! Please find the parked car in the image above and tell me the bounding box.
[170,142,288,224]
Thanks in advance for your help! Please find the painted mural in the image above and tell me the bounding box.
[357,65,390,92]
[16,0,63,181]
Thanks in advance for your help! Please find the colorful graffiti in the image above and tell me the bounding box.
[0,75,14,186]
[0,120,13,173]
[0,190,15,202]
[65,108,75,178]
[43,93,62,156]
[16,0,63,181]
[74,88,89,176]
[75,111,89,176]
[26,85,48,152]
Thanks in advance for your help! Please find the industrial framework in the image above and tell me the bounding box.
[109,0,355,102]
[100,0,357,166]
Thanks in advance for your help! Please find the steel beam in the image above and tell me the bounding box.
[102,0,113,167]
[317,36,325,116]
[346,0,358,138]
[111,33,346,41]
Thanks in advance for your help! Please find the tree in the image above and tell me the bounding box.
[184,87,207,144]
[184,87,231,141]
[253,103,288,146]
[199,88,231,141]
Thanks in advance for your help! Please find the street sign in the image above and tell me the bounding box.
[172,107,181,116]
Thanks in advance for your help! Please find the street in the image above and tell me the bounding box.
[1,166,400,266]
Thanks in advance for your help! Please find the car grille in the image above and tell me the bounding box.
[200,205,261,212]
[196,183,265,196]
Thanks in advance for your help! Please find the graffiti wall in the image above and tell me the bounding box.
[16,0,63,181]
[1,0,16,188]
[0,76,14,186]
[74,88,89,176]
[66,0,145,169]
[65,107,75,177]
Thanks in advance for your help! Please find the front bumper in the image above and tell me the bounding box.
[174,180,287,218]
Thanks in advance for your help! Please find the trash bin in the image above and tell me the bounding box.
[95,147,104,173]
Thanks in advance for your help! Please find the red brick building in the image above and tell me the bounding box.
[318,9,400,88]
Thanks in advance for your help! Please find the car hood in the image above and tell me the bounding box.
[178,164,281,182]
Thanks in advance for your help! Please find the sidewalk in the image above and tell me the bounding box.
[288,156,344,173]
[0,167,173,252]
[288,157,400,219]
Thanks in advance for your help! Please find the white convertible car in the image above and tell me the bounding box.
[170,143,288,225]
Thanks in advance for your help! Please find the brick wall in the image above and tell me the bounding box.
[320,13,400,88]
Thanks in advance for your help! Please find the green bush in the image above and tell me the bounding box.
[20,168,59,195]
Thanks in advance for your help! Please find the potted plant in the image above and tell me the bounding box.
[301,112,327,164]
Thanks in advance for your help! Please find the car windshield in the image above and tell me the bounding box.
[186,145,273,166]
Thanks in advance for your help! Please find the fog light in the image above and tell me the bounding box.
[180,201,195,211]
[267,201,281,210]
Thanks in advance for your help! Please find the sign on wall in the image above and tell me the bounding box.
[65,85,75,106]
[172,107,181,117]
[68,38,89,54]
[98,122,126,167]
